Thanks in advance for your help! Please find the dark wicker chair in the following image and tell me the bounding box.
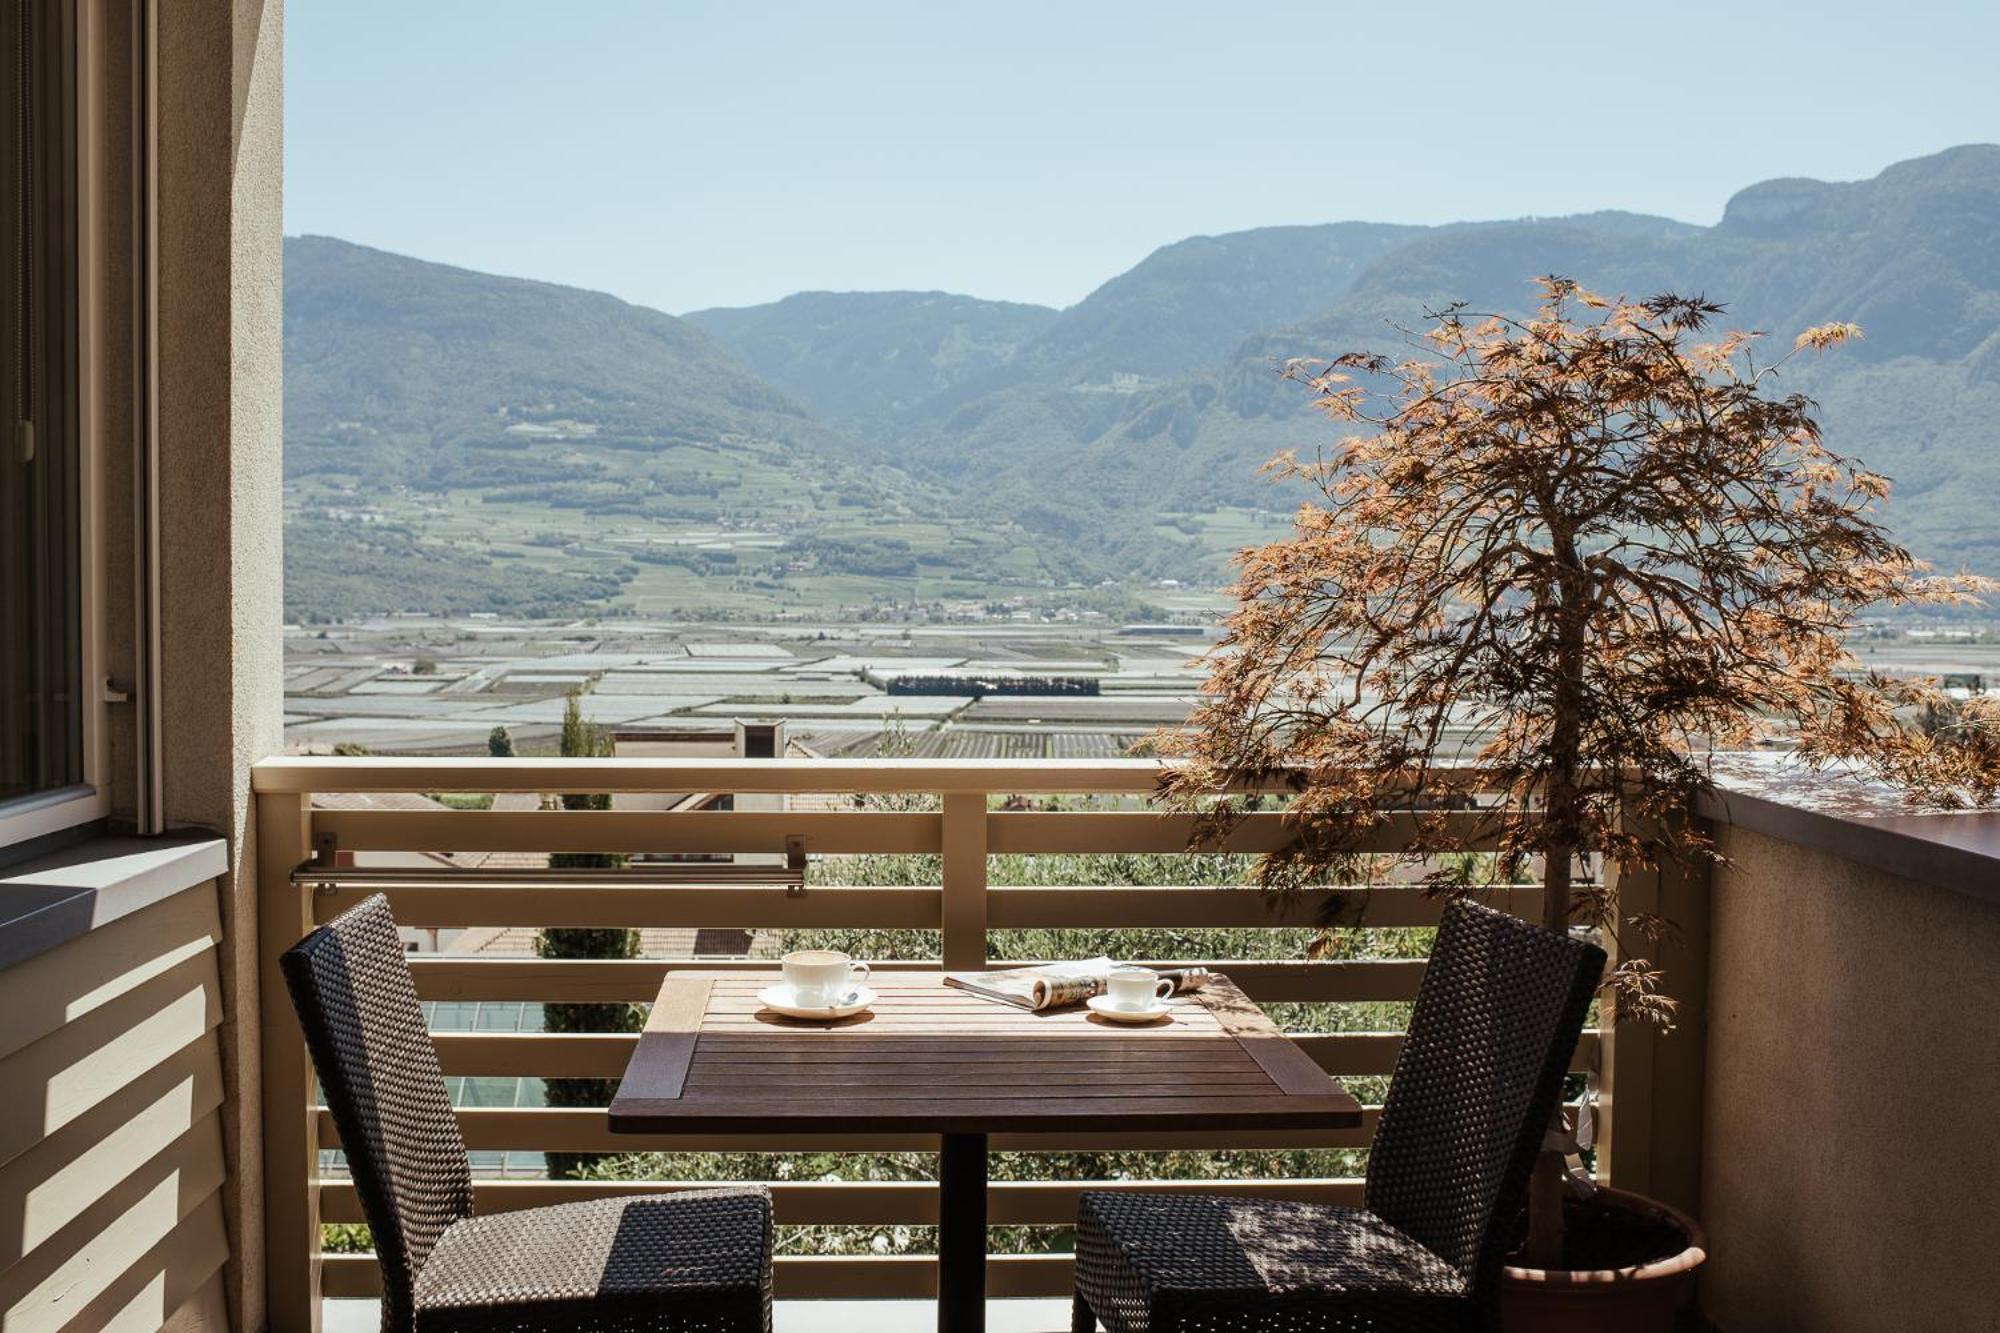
[1072,897,1606,1333]
[281,893,773,1333]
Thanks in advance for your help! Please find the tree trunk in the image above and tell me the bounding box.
[1525,533,1589,1269]
[1524,843,1574,1267]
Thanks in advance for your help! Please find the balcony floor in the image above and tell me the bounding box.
[326,1298,1076,1331]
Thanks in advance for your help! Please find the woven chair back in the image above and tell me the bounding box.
[1364,897,1606,1295]
[282,894,475,1330]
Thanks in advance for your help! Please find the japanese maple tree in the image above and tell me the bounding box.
[1166,277,1989,1261]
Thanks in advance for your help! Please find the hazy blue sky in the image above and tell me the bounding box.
[286,1,1997,314]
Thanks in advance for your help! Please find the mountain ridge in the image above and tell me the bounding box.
[285,233,879,480]
[682,289,1059,440]
[283,144,2000,618]
[878,145,2000,568]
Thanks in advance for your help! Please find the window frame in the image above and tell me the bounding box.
[0,0,108,852]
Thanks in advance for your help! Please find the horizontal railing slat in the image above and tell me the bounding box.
[254,755,1499,796]
[427,1026,1595,1079]
[1224,959,1426,1002]
[312,810,939,855]
[774,1254,1072,1300]
[315,1108,1382,1153]
[1294,1030,1598,1075]
[344,883,1543,933]
[986,884,1540,929]
[410,956,947,1001]
[985,811,1493,855]
[433,1033,635,1078]
[318,1176,1369,1226]
[318,885,942,930]
[261,757,1182,796]
[320,1253,1079,1301]
[407,958,1429,1003]
[310,809,1505,858]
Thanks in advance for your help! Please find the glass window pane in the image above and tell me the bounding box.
[475,1001,525,1031]
[0,0,81,810]
[458,1076,516,1107]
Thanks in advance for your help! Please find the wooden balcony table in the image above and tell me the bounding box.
[608,971,1362,1333]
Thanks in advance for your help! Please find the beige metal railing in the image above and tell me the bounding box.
[253,757,1674,1328]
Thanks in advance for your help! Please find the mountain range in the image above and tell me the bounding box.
[283,144,2000,618]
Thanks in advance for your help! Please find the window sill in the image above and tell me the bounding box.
[0,834,227,972]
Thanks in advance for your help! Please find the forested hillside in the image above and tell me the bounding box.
[286,236,884,484]
[282,239,1072,620]
[283,146,2000,618]
[1059,145,2000,571]
[683,291,1058,441]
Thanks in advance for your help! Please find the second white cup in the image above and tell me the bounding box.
[780,949,870,1006]
[1105,966,1173,1010]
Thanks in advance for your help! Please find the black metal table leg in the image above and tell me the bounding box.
[938,1132,989,1333]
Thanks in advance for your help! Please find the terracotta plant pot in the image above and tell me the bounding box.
[1500,1187,1707,1333]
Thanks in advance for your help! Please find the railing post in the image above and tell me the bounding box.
[1599,804,1711,1216]
[257,789,323,1332]
[939,793,989,971]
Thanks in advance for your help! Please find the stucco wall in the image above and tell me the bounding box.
[59,0,282,1325]
[1703,825,2000,1332]
[152,0,286,1325]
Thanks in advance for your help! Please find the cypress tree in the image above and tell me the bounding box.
[537,688,638,1179]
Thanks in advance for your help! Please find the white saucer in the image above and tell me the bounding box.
[1086,995,1173,1024]
[759,983,876,1020]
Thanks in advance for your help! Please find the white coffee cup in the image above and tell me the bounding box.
[781,949,871,1006]
[1106,966,1173,1011]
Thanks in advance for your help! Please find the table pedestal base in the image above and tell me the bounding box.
[938,1132,989,1333]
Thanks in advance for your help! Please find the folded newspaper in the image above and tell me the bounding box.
[944,958,1212,1011]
